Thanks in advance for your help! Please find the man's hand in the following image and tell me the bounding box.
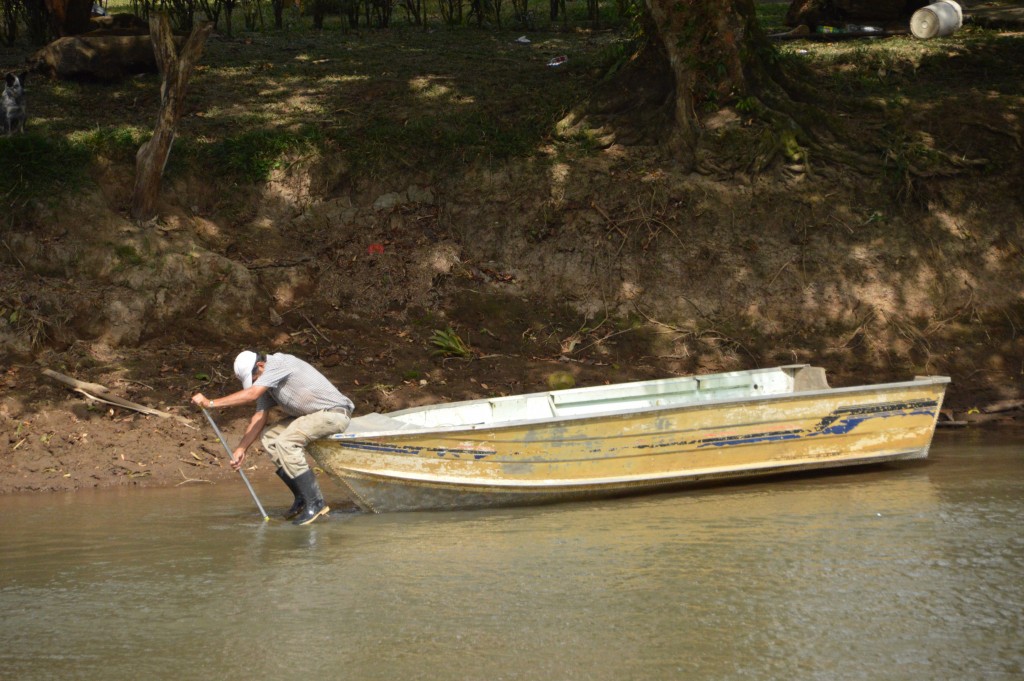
[230,446,247,471]
[191,393,212,408]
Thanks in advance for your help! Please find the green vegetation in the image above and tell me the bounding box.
[206,128,323,182]
[753,2,788,34]
[429,327,473,358]
[113,243,144,266]
[5,7,625,202]
[0,296,65,349]
[70,126,147,161]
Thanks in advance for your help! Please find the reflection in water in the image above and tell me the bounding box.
[1,432,1022,681]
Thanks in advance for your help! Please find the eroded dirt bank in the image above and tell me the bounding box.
[2,135,1022,494]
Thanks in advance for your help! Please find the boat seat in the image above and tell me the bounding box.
[489,396,554,422]
[551,378,698,406]
[792,366,830,392]
[550,381,700,417]
[343,412,425,434]
[550,373,757,417]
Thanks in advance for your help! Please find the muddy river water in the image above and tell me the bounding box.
[1,430,1021,681]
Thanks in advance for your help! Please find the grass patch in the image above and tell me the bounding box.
[755,1,789,34]
[69,126,148,162]
[18,19,612,185]
[113,243,144,267]
[0,135,91,207]
[333,107,553,176]
[5,3,1021,196]
[205,128,324,182]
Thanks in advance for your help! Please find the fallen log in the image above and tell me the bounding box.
[42,368,195,428]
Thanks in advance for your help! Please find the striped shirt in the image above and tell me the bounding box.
[253,353,354,417]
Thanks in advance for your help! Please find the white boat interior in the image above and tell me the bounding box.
[339,365,830,437]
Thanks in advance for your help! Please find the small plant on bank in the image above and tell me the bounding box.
[0,297,65,349]
[429,327,473,358]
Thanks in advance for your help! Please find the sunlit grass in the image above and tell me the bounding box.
[0,136,91,204]
[203,128,324,182]
[67,126,148,159]
[4,2,1019,203]
[755,1,788,34]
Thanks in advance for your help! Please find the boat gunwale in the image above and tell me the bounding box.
[325,374,952,441]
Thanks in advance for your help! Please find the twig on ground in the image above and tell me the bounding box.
[176,468,211,485]
[1,239,25,269]
[633,305,690,335]
[301,312,331,342]
[574,328,634,355]
[765,257,796,291]
[118,379,155,391]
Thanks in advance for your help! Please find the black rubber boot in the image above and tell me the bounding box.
[291,470,330,526]
[276,468,306,520]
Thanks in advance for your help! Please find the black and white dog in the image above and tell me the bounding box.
[2,71,27,135]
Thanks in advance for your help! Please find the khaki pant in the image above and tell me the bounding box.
[261,411,351,478]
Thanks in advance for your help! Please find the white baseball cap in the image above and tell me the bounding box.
[234,351,259,388]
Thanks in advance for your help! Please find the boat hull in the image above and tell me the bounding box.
[310,374,949,513]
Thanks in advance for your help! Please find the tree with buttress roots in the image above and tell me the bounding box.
[572,0,972,182]
[564,0,859,176]
[631,0,821,171]
[644,0,773,157]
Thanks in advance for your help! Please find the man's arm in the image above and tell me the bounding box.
[229,409,270,470]
[191,384,268,410]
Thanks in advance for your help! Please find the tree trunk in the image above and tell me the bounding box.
[43,0,93,36]
[273,0,285,29]
[641,0,773,161]
[130,14,213,222]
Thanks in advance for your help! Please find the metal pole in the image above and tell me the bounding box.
[200,407,270,522]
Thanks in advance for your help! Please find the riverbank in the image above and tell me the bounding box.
[2,13,1022,494]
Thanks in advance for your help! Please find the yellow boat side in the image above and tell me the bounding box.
[310,376,949,513]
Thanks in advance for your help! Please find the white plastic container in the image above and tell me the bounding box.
[910,0,963,39]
